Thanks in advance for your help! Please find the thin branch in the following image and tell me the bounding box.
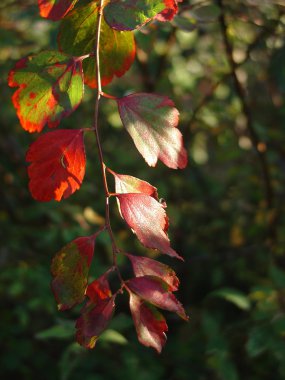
[93,0,124,284]
[216,0,274,209]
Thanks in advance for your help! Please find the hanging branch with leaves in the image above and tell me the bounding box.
[8,0,188,353]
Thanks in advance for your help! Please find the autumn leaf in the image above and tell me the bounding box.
[86,272,113,304]
[58,1,135,87]
[8,51,84,133]
[129,292,168,353]
[104,0,179,31]
[116,193,182,259]
[117,93,187,169]
[126,254,179,291]
[108,168,158,198]
[38,0,78,21]
[26,129,86,202]
[127,275,188,320]
[51,234,97,311]
[76,274,115,349]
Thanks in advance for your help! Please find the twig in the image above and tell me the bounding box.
[93,0,124,284]
[215,0,274,209]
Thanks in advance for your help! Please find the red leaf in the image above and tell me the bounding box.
[86,272,112,304]
[38,0,78,21]
[117,93,187,169]
[126,254,179,291]
[129,292,168,353]
[26,129,86,202]
[155,0,179,22]
[8,51,84,133]
[76,296,115,349]
[51,234,96,310]
[116,193,182,260]
[127,276,188,320]
[108,169,158,198]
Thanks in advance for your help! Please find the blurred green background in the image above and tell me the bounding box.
[1,0,285,379]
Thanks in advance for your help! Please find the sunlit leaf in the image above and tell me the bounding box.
[26,129,86,201]
[58,2,135,86]
[86,271,113,304]
[104,0,178,31]
[109,169,158,198]
[129,291,167,353]
[51,234,97,310]
[8,51,84,133]
[117,93,187,169]
[116,193,182,259]
[38,0,78,21]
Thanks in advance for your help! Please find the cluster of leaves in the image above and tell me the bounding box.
[8,0,188,352]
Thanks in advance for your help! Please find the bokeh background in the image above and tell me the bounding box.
[1,0,285,379]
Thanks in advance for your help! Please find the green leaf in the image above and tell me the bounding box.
[51,235,97,310]
[35,320,74,340]
[246,326,270,357]
[270,265,285,288]
[58,2,135,86]
[210,287,251,311]
[100,329,128,345]
[103,0,173,31]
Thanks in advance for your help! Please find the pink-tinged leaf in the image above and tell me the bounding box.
[26,129,86,202]
[128,276,188,320]
[58,2,135,87]
[116,193,182,260]
[76,296,115,349]
[117,93,187,169]
[86,272,112,304]
[126,254,179,291]
[129,292,167,353]
[155,0,179,22]
[108,169,158,199]
[51,234,96,310]
[38,0,78,21]
[104,0,179,31]
[8,51,84,133]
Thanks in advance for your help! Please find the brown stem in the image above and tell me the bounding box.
[93,0,124,284]
[216,0,274,210]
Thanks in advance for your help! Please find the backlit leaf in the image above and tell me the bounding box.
[128,275,188,320]
[76,296,115,349]
[116,193,182,259]
[104,0,178,31]
[51,234,97,310]
[109,169,158,198]
[117,93,187,169]
[38,0,78,21]
[86,272,112,304]
[129,292,167,353]
[26,129,86,201]
[58,2,135,87]
[126,254,179,291]
[8,51,84,133]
